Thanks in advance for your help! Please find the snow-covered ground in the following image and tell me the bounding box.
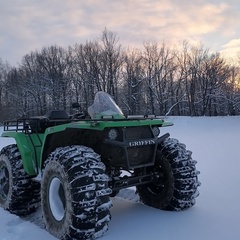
[1,116,240,240]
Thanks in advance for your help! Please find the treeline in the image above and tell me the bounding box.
[0,29,240,122]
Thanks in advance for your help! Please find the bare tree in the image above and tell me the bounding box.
[121,47,144,114]
[0,59,11,121]
[35,45,73,110]
[200,53,230,116]
[98,28,124,100]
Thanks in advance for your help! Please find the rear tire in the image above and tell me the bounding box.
[137,138,200,211]
[0,144,40,216]
[41,145,112,240]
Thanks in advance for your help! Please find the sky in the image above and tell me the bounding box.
[0,0,240,66]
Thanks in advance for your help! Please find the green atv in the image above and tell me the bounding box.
[0,91,200,240]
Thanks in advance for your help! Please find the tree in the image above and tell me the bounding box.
[98,28,124,99]
[0,59,11,121]
[36,45,72,110]
[121,47,144,114]
[200,53,230,116]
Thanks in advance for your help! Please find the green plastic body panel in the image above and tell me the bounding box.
[49,118,173,131]
[1,131,44,175]
[1,118,173,176]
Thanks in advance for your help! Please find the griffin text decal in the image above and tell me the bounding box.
[128,139,155,147]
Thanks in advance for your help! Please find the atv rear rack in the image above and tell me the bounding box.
[4,119,32,133]
[3,118,71,134]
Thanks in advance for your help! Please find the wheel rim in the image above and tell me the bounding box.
[147,183,165,195]
[49,177,66,221]
[147,165,168,196]
[0,163,10,200]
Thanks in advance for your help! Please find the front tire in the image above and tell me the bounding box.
[137,138,200,211]
[0,144,40,215]
[41,145,112,240]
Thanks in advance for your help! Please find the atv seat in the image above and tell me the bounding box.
[45,110,69,120]
[30,110,70,133]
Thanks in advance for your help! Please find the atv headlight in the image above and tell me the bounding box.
[152,126,160,137]
[108,129,118,140]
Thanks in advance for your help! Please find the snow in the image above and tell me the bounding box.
[1,116,240,240]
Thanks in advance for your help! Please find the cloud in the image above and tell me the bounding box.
[220,38,240,59]
[222,39,240,49]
